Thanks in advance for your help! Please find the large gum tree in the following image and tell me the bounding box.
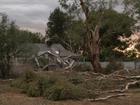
[59,0,119,72]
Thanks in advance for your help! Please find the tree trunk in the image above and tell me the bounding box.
[79,0,102,72]
[91,47,102,73]
[88,25,102,72]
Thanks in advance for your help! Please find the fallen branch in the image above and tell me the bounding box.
[126,76,140,79]
[115,75,140,79]
[124,81,140,90]
[106,80,140,93]
[88,94,126,102]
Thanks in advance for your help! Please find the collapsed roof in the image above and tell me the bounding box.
[18,43,79,70]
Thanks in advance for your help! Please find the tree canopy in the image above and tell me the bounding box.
[46,8,72,45]
[0,15,43,78]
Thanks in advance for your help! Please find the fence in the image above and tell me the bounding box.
[101,61,140,70]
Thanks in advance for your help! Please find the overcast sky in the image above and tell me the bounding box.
[0,0,124,35]
[0,0,59,35]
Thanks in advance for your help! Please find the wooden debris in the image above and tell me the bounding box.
[106,80,140,93]
[88,94,126,102]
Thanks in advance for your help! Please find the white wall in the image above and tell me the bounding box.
[100,61,140,70]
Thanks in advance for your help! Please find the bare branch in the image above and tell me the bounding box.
[88,94,126,102]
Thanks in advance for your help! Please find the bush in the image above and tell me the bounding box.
[27,82,40,97]
[44,80,97,101]
[68,74,83,85]
[11,70,38,94]
[11,73,58,97]
[11,71,97,100]
[23,70,37,83]
[11,78,29,93]
[105,60,124,74]
[73,63,93,72]
[36,76,57,96]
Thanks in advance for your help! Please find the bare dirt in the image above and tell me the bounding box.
[0,91,140,105]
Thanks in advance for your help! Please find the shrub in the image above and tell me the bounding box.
[27,82,40,97]
[104,60,124,74]
[11,71,97,100]
[23,70,37,83]
[11,79,29,93]
[36,76,57,96]
[73,63,93,72]
[11,70,37,94]
[68,74,83,85]
[44,83,78,100]
[11,73,57,97]
[44,80,97,101]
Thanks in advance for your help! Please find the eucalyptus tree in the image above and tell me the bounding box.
[0,15,43,78]
[59,0,120,72]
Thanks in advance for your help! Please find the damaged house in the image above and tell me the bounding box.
[13,43,79,71]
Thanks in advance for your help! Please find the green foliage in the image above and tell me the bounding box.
[65,20,85,52]
[105,60,124,74]
[11,71,57,97]
[91,9,135,60]
[73,63,93,72]
[44,80,96,101]
[11,70,37,93]
[23,70,37,83]
[27,82,41,97]
[0,15,17,78]
[68,77,83,85]
[11,71,97,100]
[47,8,72,45]
[11,78,29,93]
[18,30,43,43]
[38,56,49,67]
[123,0,140,18]
[59,0,135,60]
[0,15,43,78]
[47,7,84,52]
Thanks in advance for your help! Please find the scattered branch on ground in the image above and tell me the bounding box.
[88,94,126,102]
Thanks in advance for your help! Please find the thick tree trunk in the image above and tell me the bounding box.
[88,25,102,72]
[79,0,102,72]
[90,46,102,73]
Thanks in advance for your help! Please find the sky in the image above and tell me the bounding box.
[0,0,59,35]
[0,0,124,35]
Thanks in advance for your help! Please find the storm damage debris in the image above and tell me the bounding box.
[33,44,79,70]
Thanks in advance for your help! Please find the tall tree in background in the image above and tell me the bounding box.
[123,0,140,17]
[123,0,140,30]
[79,0,102,72]
[98,9,135,60]
[59,0,117,72]
[46,8,72,46]
[47,7,85,52]
[0,15,18,78]
[0,15,43,78]
[59,0,136,72]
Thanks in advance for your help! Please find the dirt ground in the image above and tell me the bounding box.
[0,79,140,105]
[0,91,140,105]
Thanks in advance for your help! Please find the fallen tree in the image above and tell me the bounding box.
[86,70,140,102]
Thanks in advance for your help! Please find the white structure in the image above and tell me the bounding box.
[101,61,140,70]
